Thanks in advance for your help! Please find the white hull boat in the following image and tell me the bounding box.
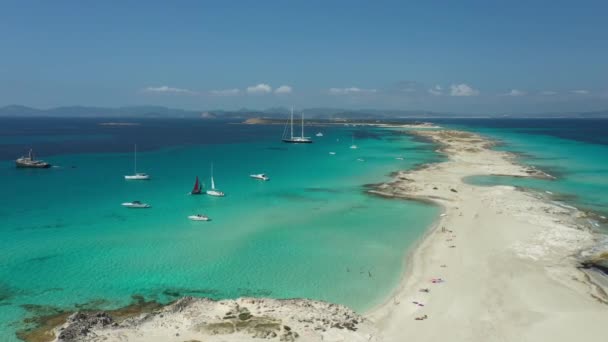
[124,144,150,180]
[206,190,225,197]
[122,201,151,208]
[125,173,150,180]
[206,163,225,197]
[349,134,358,149]
[250,173,270,181]
[188,214,210,221]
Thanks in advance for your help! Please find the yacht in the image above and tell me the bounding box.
[16,149,51,168]
[206,163,225,197]
[188,214,211,221]
[250,173,270,181]
[282,107,312,143]
[121,201,151,208]
[124,144,150,180]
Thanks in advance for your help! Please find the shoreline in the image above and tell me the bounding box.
[21,127,608,342]
[365,128,608,341]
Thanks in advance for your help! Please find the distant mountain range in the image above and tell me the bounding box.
[0,105,607,119]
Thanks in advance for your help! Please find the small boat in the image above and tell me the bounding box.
[190,176,203,195]
[395,157,404,160]
[316,132,324,137]
[188,214,211,221]
[16,149,51,168]
[250,173,270,181]
[356,158,365,162]
[349,134,358,149]
[282,107,313,143]
[329,152,336,155]
[122,201,151,208]
[124,144,150,180]
[206,163,225,197]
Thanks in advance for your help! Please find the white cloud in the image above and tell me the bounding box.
[540,90,557,95]
[504,89,526,96]
[246,83,272,94]
[143,86,196,95]
[274,85,293,94]
[450,83,479,96]
[328,87,377,95]
[428,85,442,96]
[210,88,240,96]
[571,89,589,95]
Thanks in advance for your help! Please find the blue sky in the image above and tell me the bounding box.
[1,0,607,113]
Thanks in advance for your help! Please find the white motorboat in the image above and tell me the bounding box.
[188,214,211,221]
[206,163,225,197]
[316,132,324,137]
[356,158,365,162]
[329,152,336,155]
[121,201,151,208]
[250,173,270,181]
[395,157,404,160]
[124,144,150,180]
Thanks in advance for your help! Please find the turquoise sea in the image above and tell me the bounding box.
[2,118,608,341]
[0,119,441,340]
[435,119,608,219]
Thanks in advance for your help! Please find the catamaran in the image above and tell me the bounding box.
[190,176,203,195]
[282,107,312,143]
[206,164,225,197]
[250,173,270,181]
[121,200,151,208]
[15,149,51,168]
[124,144,150,180]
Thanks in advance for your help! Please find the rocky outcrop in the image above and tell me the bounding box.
[56,312,114,341]
[52,297,377,342]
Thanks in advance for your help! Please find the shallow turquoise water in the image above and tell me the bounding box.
[457,126,608,216]
[0,123,440,340]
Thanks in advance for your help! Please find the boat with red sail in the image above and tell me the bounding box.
[190,176,203,195]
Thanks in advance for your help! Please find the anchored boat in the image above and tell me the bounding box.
[206,164,225,197]
[124,144,150,180]
[16,149,51,168]
[190,176,203,195]
[282,107,312,143]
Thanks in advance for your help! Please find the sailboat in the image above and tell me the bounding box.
[190,176,203,195]
[282,107,312,143]
[349,134,358,149]
[206,164,225,197]
[124,144,150,180]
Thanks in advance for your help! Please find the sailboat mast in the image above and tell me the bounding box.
[301,111,304,138]
[290,106,294,139]
[210,163,215,190]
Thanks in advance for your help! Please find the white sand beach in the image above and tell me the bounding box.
[367,129,608,341]
[49,128,608,342]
